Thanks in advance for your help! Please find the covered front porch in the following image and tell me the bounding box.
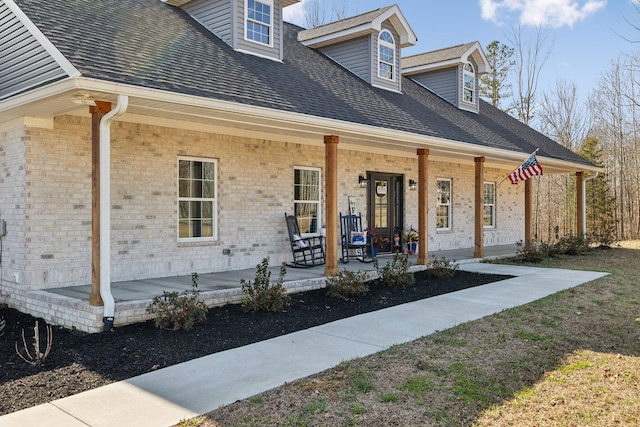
[34,245,517,333]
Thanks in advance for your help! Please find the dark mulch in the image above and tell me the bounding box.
[0,269,510,415]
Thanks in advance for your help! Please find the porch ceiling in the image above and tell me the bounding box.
[0,80,599,174]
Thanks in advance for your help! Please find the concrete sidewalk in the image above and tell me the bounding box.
[0,263,608,427]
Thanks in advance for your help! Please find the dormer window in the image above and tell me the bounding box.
[463,63,475,103]
[378,30,395,81]
[246,0,272,46]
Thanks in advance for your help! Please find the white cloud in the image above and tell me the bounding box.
[479,0,607,28]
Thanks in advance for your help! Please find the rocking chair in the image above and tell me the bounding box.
[339,213,374,263]
[284,213,325,268]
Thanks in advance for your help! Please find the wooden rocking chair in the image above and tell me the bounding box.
[284,213,325,268]
[340,213,374,263]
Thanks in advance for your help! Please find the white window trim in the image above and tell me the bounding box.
[177,156,218,242]
[245,0,274,48]
[463,62,475,104]
[436,178,452,231]
[294,166,322,234]
[378,30,396,82]
[483,181,496,229]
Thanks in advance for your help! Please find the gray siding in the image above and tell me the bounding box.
[235,0,281,60]
[183,0,233,46]
[411,68,458,106]
[0,1,67,99]
[371,22,401,92]
[319,36,371,83]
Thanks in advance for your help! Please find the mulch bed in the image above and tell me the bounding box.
[0,269,510,415]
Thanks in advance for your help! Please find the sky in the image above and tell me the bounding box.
[284,0,640,107]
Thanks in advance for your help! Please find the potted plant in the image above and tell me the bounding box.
[366,227,390,257]
[403,225,419,254]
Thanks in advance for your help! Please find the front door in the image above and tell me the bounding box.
[367,172,404,253]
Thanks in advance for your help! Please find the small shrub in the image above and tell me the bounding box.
[375,251,415,287]
[326,269,369,300]
[15,320,53,366]
[241,258,291,312]
[426,254,459,277]
[146,272,207,330]
[556,234,591,255]
[514,240,547,263]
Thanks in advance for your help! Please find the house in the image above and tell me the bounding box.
[0,0,599,332]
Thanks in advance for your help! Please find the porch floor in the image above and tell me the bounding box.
[45,245,518,303]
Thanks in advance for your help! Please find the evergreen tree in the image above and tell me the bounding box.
[479,40,515,111]
[579,136,617,245]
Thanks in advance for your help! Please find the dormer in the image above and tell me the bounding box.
[161,0,300,61]
[402,42,490,113]
[298,5,417,93]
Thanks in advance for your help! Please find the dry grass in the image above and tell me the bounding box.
[179,241,640,427]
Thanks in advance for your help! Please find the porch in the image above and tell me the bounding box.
[31,245,518,333]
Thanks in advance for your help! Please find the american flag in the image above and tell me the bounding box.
[508,153,543,184]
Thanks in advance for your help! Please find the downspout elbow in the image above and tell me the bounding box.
[99,95,129,331]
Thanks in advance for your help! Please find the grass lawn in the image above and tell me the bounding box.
[180,241,640,427]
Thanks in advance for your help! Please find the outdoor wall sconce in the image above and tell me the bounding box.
[408,179,417,191]
[358,175,368,188]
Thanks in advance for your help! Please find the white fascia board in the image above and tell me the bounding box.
[372,5,417,47]
[299,23,373,48]
[402,58,461,75]
[2,76,599,173]
[3,0,80,78]
[462,42,491,74]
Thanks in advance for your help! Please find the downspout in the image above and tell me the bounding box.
[99,95,128,331]
[582,172,599,237]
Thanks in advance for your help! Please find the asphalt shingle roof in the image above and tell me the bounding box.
[13,0,592,167]
[402,42,478,69]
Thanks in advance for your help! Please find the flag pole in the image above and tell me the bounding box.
[496,148,540,188]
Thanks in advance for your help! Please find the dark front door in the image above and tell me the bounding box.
[367,172,404,253]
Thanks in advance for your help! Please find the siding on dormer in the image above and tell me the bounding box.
[411,68,458,106]
[319,36,371,83]
[0,1,69,100]
[235,0,281,61]
[183,0,233,46]
[371,22,401,93]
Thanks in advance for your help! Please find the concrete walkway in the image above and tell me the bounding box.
[0,262,608,427]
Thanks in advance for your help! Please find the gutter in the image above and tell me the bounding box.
[99,95,128,331]
[582,172,599,236]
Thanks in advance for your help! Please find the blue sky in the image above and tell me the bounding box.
[284,1,639,105]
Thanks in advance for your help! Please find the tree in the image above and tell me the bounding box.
[479,40,515,110]
[303,0,351,28]
[508,25,553,126]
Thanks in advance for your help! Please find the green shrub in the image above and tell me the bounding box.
[555,234,591,255]
[146,272,207,330]
[426,254,459,277]
[375,251,415,287]
[326,269,369,300]
[241,258,291,312]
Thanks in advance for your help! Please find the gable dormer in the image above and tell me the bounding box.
[298,5,417,93]
[402,42,489,113]
[162,0,299,61]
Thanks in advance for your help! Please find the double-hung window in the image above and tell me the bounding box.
[378,30,395,80]
[294,167,321,234]
[436,178,452,230]
[463,63,475,103]
[483,182,496,228]
[178,157,217,240]
[246,0,272,45]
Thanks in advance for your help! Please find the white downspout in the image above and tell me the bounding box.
[99,95,128,331]
[582,172,599,237]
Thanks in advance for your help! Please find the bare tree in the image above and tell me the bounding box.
[508,25,553,126]
[303,0,351,28]
[479,40,515,110]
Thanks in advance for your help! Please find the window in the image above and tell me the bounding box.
[436,179,451,230]
[246,0,272,45]
[378,30,395,80]
[178,157,217,240]
[483,182,496,228]
[463,63,475,103]
[294,167,321,234]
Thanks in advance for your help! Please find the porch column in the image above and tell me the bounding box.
[576,172,585,236]
[524,178,533,246]
[324,135,339,276]
[474,157,485,258]
[89,101,112,306]
[417,149,429,265]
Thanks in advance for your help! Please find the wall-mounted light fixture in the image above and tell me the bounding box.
[358,175,368,188]
[408,179,417,191]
